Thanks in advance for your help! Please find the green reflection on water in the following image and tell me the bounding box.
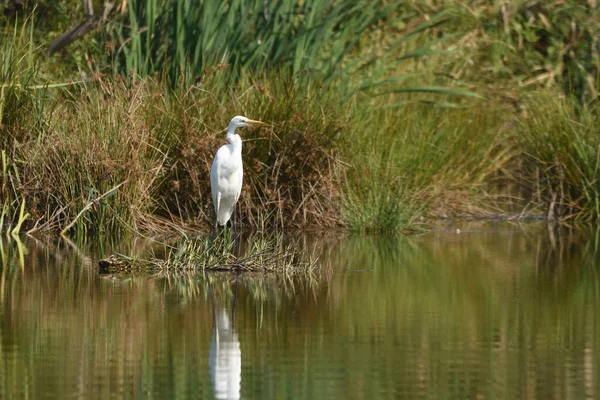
[0,222,599,399]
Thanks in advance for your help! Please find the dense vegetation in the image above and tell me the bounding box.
[1,0,599,235]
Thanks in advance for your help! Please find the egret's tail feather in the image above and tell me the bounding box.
[217,209,233,226]
[215,196,236,226]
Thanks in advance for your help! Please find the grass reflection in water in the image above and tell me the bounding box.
[0,223,599,399]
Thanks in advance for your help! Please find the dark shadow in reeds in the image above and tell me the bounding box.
[515,94,600,222]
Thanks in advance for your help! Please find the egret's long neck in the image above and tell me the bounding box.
[226,126,242,153]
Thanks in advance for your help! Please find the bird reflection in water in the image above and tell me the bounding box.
[209,280,241,400]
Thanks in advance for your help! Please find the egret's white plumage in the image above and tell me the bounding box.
[210,116,263,226]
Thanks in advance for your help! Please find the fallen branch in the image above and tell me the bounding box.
[49,0,115,55]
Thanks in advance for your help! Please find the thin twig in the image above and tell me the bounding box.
[60,180,128,236]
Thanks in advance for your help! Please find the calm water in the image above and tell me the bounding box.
[1,222,599,399]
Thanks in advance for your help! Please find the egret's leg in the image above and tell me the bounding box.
[211,195,221,239]
[233,204,237,237]
[232,204,240,258]
[210,222,218,240]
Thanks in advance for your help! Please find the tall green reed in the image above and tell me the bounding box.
[108,0,466,98]
[110,0,394,82]
[0,12,37,129]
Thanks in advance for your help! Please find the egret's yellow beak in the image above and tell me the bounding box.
[247,119,264,125]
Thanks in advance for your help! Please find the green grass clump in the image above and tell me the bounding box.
[516,94,600,221]
[343,146,426,232]
[164,232,318,272]
[102,232,319,273]
[342,100,514,231]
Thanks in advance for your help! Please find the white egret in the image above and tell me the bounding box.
[210,116,264,230]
